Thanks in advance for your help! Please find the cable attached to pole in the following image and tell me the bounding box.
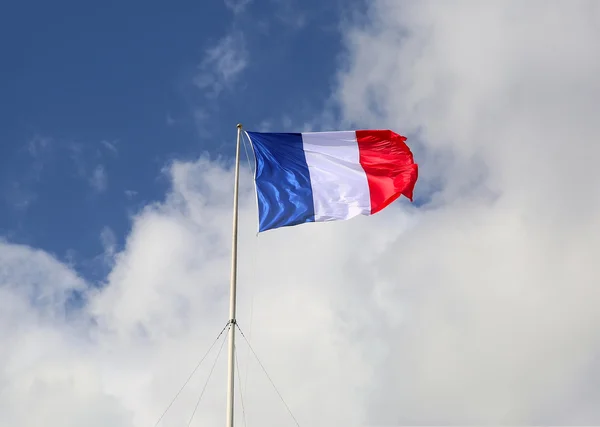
[236,323,301,427]
[152,322,230,427]
[186,323,229,426]
[235,344,248,427]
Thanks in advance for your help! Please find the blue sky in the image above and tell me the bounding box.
[1,0,364,281]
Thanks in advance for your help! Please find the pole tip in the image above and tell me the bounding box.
[237,123,243,129]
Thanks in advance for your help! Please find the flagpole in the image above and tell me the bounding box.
[225,123,242,427]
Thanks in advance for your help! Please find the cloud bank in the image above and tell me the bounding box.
[334,0,600,423]
[1,1,600,425]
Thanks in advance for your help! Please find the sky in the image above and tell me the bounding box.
[1,0,600,426]
[0,0,349,280]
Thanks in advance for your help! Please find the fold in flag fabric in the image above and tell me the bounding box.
[246,129,418,232]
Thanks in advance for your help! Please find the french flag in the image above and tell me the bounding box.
[246,130,418,232]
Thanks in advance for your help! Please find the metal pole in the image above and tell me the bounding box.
[225,123,242,427]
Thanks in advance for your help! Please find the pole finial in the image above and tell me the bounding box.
[237,123,242,129]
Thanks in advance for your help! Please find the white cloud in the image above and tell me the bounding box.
[1,1,599,425]
[333,0,600,423]
[0,157,384,426]
[193,31,248,98]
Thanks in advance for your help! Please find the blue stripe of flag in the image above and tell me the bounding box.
[247,132,315,232]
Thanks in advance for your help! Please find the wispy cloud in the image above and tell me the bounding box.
[193,31,248,98]
[271,0,306,29]
[100,140,118,156]
[27,134,52,158]
[224,0,252,14]
[68,142,113,193]
[3,135,51,210]
[25,134,55,183]
[124,189,138,199]
[100,226,117,265]
[186,2,255,135]
[253,0,307,34]
[3,182,37,211]
[89,165,107,193]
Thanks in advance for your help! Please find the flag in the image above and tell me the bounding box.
[246,129,418,232]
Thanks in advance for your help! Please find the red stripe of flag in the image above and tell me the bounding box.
[356,129,419,214]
